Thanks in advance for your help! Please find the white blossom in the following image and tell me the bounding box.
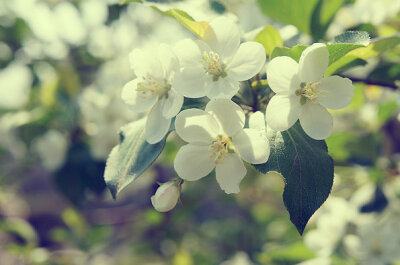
[173,99,270,194]
[265,43,354,140]
[151,180,181,212]
[122,44,183,144]
[173,17,266,100]
[33,130,68,172]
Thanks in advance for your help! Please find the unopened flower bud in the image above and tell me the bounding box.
[151,180,182,212]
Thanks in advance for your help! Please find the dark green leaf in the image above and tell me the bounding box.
[311,0,346,40]
[104,118,167,199]
[254,122,334,234]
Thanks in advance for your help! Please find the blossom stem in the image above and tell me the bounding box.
[338,74,398,90]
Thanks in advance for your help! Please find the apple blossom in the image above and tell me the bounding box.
[121,44,183,144]
[265,43,354,140]
[173,17,266,100]
[151,180,182,212]
[173,99,270,194]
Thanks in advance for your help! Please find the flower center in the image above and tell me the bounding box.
[208,135,234,164]
[296,81,321,105]
[201,51,227,82]
[137,77,171,99]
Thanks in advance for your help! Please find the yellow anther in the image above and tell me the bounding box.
[137,77,170,99]
[208,135,232,164]
[201,51,227,81]
[297,81,322,104]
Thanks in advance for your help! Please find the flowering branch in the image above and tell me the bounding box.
[338,74,398,90]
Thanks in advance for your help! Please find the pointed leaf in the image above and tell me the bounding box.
[326,33,400,75]
[253,122,334,234]
[104,118,167,199]
[151,7,209,38]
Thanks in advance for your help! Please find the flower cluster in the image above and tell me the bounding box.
[121,17,354,212]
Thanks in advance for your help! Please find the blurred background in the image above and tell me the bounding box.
[0,0,400,264]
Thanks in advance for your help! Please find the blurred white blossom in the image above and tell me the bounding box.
[0,62,32,109]
[32,130,68,171]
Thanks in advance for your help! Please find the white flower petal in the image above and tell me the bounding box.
[173,66,208,98]
[299,101,333,140]
[175,109,220,144]
[158,43,179,78]
[267,56,300,94]
[121,79,156,112]
[299,43,329,82]
[249,111,266,132]
[205,99,245,136]
[129,48,163,80]
[215,153,246,194]
[203,17,240,59]
[205,77,239,100]
[226,42,266,81]
[145,101,171,144]
[233,128,270,164]
[265,94,301,131]
[174,144,215,181]
[151,181,180,212]
[173,38,202,67]
[162,89,183,119]
[318,76,354,109]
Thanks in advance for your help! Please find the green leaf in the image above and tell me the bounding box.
[333,31,370,44]
[151,7,209,38]
[270,42,366,66]
[326,33,400,75]
[311,0,347,40]
[254,122,334,234]
[266,242,316,262]
[270,45,308,61]
[327,43,365,65]
[257,0,320,35]
[254,25,283,55]
[104,118,167,199]
[119,0,141,5]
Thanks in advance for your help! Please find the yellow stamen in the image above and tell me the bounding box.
[296,81,322,104]
[202,51,227,81]
[137,77,170,99]
[208,135,233,164]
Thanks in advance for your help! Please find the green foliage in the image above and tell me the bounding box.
[254,122,334,234]
[326,33,400,75]
[270,45,308,62]
[311,0,347,40]
[119,1,210,38]
[333,31,370,44]
[260,242,316,263]
[104,118,167,199]
[150,7,210,38]
[257,0,346,39]
[254,25,283,55]
[270,32,370,67]
[119,0,141,4]
[257,0,320,35]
